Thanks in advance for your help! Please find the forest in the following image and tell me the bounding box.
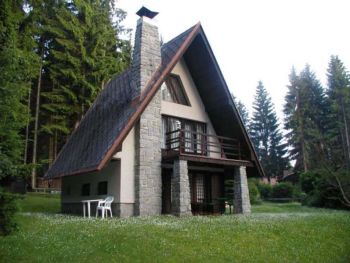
[0,0,349,209]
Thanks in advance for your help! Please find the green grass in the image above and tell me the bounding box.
[1,194,349,263]
[17,192,60,213]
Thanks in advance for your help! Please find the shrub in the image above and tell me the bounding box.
[248,179,261,204]
[271,182,294,198]
[0,188,19,235]
[257,183,272,199]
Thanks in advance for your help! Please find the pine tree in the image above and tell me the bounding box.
[326,55,350,169]
[0,0,38,179]
[47,0,130,126]
[250,81,288,180]
[232,94,250,129]
[284,65,327,172]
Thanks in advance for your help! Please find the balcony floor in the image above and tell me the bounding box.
[162,150,253,167]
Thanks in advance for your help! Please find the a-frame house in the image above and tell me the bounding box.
[45,7,264,217]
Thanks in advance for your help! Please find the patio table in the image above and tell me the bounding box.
[81,199,103,218]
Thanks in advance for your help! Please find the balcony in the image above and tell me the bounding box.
[163,129,252,167]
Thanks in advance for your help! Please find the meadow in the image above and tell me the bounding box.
[0,193,349,263]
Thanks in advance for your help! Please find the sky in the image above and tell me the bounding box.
[117,0,350,122]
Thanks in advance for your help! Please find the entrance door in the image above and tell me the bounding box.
[162,169,172,214]
[189,172,212,214]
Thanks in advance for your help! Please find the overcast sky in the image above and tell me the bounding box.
[118,0,350,122]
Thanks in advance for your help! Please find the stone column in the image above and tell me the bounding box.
[172,159,192,216]
[234,166,251,214]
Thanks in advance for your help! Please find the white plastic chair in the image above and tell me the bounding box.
[96,196,114,218]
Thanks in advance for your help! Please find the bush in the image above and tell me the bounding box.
[248,179,261,204]
[300,169,350,209]
[271,182,294,198]
[257,183,272,199]
[0,188,19,235]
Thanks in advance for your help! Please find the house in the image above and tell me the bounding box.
[45,7,264,217]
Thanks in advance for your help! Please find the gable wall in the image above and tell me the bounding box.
[161,59,221,158]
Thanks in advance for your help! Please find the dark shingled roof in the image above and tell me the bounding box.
[46,22,265,178]
[45,24,198,178]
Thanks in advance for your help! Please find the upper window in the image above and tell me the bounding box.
[161,74,190,106]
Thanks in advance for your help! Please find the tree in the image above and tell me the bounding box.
[250,81,288,180]
[326,55,350,169]
[25,0,131,186]
[232,94,250,129]
[0,0,38,180]
[284,66,327,172]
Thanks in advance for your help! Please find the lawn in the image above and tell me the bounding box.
[1,194,349,263]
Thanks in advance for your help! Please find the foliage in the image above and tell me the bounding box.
[248,178,261,204]
[1,200,350,262]
[325,55,350,169]
[232,94,250,129]
[0,0,38,179]
[300,170,350,209]
[0,1,131,183]
[0,188,20,236]
[257,182,272,199]
[271,182,294,198]
[284,65,328,172]
[250,81,289,180]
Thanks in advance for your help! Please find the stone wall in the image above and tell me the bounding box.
[171,160,191,216]
[234,166,251,214]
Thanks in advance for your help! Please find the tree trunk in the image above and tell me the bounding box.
[31,54,43,189]
[24,88,31,164]
[341,100,350,168]
[296,88,308,172]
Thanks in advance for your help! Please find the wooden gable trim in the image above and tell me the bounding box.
[194,30,265,178]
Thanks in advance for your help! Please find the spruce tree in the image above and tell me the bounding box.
[232,94,250,129]
[326,55,350,169]
[284,65,327,172]
[250,81,288,180]
[0,0,38,179]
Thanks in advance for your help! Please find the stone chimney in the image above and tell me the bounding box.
[133,7,163,217]
[131,7,161,99]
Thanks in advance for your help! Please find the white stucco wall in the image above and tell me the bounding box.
[61,160,120,203]
[161,59,221,158]
[114,127,135,204]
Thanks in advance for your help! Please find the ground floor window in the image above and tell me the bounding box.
[81,183,90,196]
[97,181,108,195]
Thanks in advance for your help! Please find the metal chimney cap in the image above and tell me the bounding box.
[136,6,159,19]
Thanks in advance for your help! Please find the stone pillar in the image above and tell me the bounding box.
[234,166,251,214]
[172,160,192,216]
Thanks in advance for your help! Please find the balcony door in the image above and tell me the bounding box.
[162,116,207,155]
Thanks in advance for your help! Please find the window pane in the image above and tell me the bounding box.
[162,75,190,106]
[81,183,90,196]
[97,181,108,195]
[196,174,205,203]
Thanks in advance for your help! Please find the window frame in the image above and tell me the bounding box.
[162,74,191,106]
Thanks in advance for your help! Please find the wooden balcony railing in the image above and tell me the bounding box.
[165,129,243,160]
